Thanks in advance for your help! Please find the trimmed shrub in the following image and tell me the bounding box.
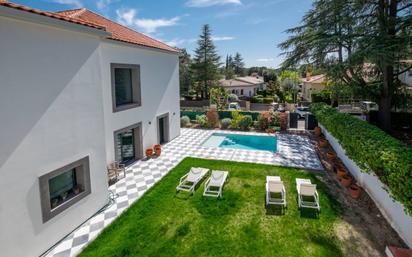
[195,114,209,128]
[230,111,243,129]
[180,116,190,127]
[251,95,263,103]
[257,112,270,130]
[311,103,412,215]
[206,109,219,128]
[262,97,274,104]
[221,118,232,129]
[238,115,253,131]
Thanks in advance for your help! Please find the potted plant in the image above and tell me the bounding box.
[336,165,347,178]
[145,148,153,158]
[349,185,361,199]
[154,145,161,156]
[314,126,321,136]
[319,138,328,148]
[326,151,336,160]
[340,174,352,187]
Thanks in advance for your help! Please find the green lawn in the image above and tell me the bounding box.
[80,158,343,257]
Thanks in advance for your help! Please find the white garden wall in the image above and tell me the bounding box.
[320,124,412,247]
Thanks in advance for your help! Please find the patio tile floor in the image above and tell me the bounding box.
[44,128,322,257]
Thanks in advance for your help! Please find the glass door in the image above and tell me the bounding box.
[116,129,135,164]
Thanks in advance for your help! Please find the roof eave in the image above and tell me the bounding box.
[103,38,180,55]
[0,5,111,38]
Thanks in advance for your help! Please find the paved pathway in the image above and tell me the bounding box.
[44,128,322,257]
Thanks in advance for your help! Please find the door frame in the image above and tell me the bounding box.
[113,122,143,163]
[156,112,170,144]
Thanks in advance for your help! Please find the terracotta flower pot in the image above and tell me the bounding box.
[314,126,321,136]
[319,138,328,148]
[145,148,153,157]
[155,148,161,156]
[154,144,161,150]
[336,166,347,178]
[326,151,337,161]
[349,185,361,199]
[340,174,352,187]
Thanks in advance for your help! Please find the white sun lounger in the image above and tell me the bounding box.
[203,170,228,198]
[296,178,320,211]
[176,167,209,194]
[266,176,287,207]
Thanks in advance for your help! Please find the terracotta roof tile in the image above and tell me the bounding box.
[0,1,105,30]
[56,9,179,53]
[1,1,178,53]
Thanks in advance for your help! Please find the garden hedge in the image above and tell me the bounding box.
[181,110,261,121]
[310,103,412,215]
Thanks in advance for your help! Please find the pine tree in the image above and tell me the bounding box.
[233,52,245,76]
[179,48,193,97]
[192,24,221,99]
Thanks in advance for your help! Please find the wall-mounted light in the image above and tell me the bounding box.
[148,121,151,125]
[173,112,176,115]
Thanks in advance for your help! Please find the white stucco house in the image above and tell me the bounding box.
[299,74,326,102]
[0,2,180,257]
[219,76,265,97]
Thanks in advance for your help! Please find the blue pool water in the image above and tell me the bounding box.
[202,133,277,152]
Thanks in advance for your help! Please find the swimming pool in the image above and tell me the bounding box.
[202,133,277,152]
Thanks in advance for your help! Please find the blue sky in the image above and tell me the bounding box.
[12,0,313,68]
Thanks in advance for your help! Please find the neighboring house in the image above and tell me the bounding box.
[220,76,265,97]
[0,2,180,257]
[299,74,326,102]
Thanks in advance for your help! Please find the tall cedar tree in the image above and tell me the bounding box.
[192,24,220,99]
[279,0,412,131]
[179,49,193,96]
[233,52,245,76]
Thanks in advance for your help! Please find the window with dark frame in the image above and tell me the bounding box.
[111,63,141,112]
[39,156,91,223]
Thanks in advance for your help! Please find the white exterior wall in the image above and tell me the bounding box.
[0,17,109,257]
[0,14,180,257]
[99,42,180,162]
[320,124,412,247]
[227,86,258,97]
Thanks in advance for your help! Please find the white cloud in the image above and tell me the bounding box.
[257,58,275,62]
[116,9,180,34]
[166,38,197,47]
[96,0,113,10]
[50,0,83,8]
[212,36,235,41]
[186,0,241,7]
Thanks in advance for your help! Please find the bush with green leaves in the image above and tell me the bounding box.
[230,111,243,129]
[180,116,191,127]
[195,114,210,128]
[220,118,232,129]
[238,115,253,130]
[311,103,412,215]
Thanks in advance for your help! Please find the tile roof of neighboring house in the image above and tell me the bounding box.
[220,76,264,88]
[235,76,264,85]
[300,74,325,83]
[0,1,178,53]
[56,9,179,53]
[0,1,105,30]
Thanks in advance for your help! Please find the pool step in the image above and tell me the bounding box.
[224,138,236,145]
